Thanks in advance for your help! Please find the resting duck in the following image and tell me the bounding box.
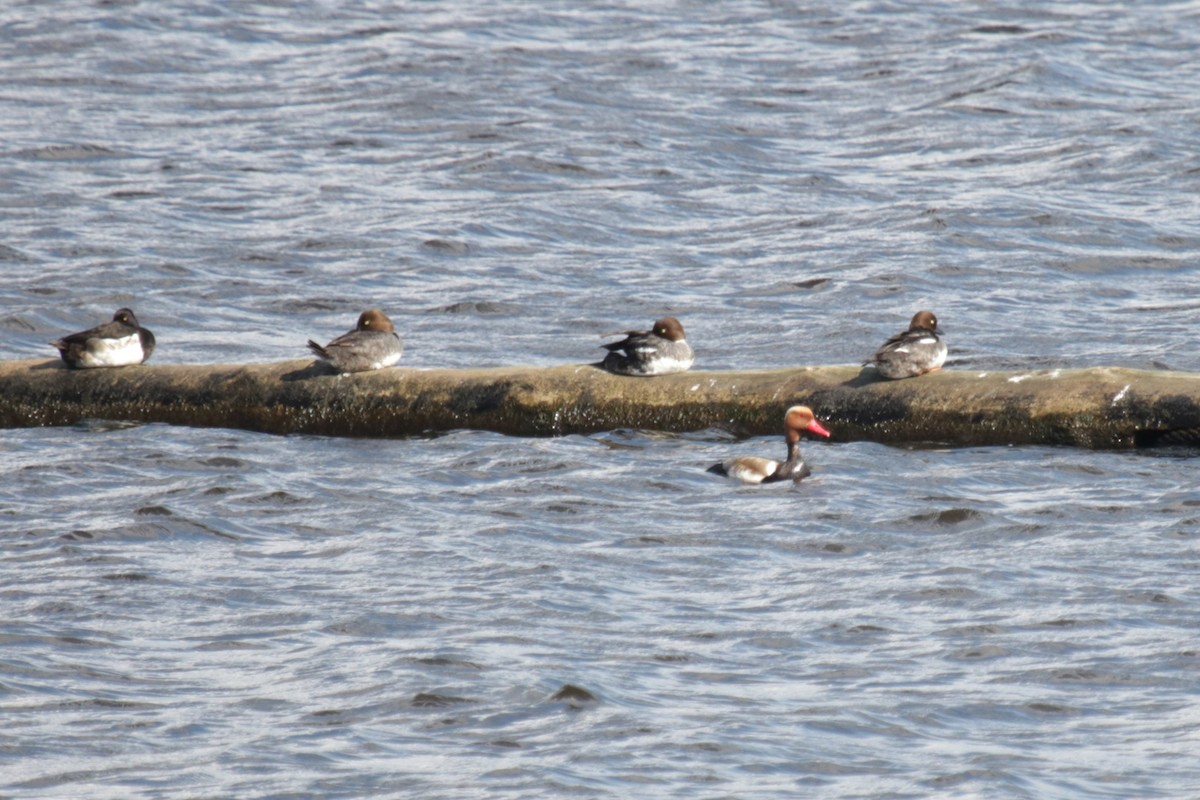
[600,316,694,376]
[308,309,404,373]
[865,310,946,379]
[708,405,831,484]
[50,307,155,368]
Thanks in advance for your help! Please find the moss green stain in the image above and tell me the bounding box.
[1,358,1200,448]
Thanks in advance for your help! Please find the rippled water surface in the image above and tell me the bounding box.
[3,2,1200,798]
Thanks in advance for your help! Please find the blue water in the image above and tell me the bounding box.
[3,2,1200,798]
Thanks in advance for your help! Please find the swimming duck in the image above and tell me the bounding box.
[307,309,403,373]
[708,405,831,484]
[600,316,694,376]
[865,310,946,379]
[50,307,155,368]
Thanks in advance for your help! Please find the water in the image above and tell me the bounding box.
[3,2,1200,797]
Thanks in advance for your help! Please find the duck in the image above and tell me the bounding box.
[50,307,155,368]
[707,405,831,484]
[865,310,946,379]
[600,316,694,376]
[307,309,403,373]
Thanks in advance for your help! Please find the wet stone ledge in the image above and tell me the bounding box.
[2,358,1199,448]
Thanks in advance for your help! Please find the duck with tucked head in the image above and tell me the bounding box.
[307,309,404,374]
[600,316,694,376]
[51,307,155,368]
[865,310,946,379]
[708,405,832,484]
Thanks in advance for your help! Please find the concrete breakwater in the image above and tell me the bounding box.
[2,359,1198,448]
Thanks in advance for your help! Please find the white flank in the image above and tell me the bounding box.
[78,334,143,367]
[1112,384,1131,405]
[652,355,693,373]
[372,351,403,370]
[727,460,776,484]
[1007,374,1030,384]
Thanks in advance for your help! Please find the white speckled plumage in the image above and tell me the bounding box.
[600,316,694,376]
[308,309,404,374]
[51,308,155,369]
[865,310,946,379]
